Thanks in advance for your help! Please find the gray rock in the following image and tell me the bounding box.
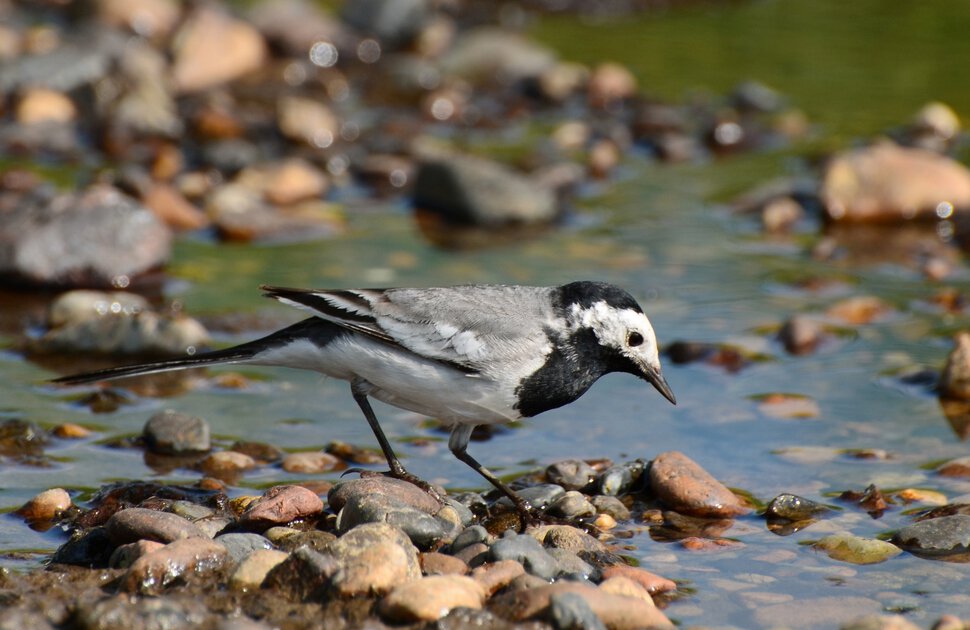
[547,548,596,580]
[340,0,430,50]
[0,30,121,94]
[105,507,208,545]
[263,545,340,601]
[450,525,489,554]
[488,532,559,581]
[0,184,171,288]
[589,495,631,521]
[412,153,558,227]
[545,460,596,491]
[547,491,596,519]
[439,27,557,86]
[215,532,275,566]
[328,522,421,597]
[336,493,447,549]
[597,461,645,496]
[892,514,970,559]
[50,527,113,568]
[329,476,442,514]
[495,484,565,511]
[765,493,831,521]
[548,591,606,630]
[143,410,211,454]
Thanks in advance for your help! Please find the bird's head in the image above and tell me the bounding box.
[560,282,677,405]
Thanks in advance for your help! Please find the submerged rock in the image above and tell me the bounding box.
[813,534,902,565]
[892,514,970,560]
[143,410,211,455]
[940,332,970,401]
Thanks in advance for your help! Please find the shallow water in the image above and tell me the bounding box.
[3,0,970,626]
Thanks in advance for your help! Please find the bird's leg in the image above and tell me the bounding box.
[350,380,445,504]
[449,424,535,531]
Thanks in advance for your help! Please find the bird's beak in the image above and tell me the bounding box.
[643,366,677,405]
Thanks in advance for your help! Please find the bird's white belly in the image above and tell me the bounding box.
[251,336,521,425]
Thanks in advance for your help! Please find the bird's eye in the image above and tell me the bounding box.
[627,331,644,347]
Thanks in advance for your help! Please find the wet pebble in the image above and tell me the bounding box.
[262,545,339,601]
[547,547,595,579]
[814,533,902,564]
[450,525,490,553]
[547,491,596,519]
[597,460,645,496]
[496,483,565,510]
[230,548,288,590]
[488,532,559,580]
[51,527,114,567]
[52,422,91,439]
[549,591,606,630]
[239,485,324,529]
[16,487,72,523]
[108,539,164,569]
[143,409,211,454]
[329,476,442,514]
[937,456,970,477]
[892,514,970,559]
[766,493,831,521]
[215,532,275,566]
[533,524,606,555]
[379,575,486,623]
[106,507,207,545]
[599,575,654,603]
[328,522,421,597]
[336,492,448,549]
[76,594,213,629]
[648,451,749,517]
[200,451,257,479]
[122,537,229,594]
[600,564,677,595]
[545,459,597,491]
[280,451,341,473]
[778,315,823,355]
[264,526,337,553]
[590,495,630,521]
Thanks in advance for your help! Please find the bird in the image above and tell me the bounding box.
[52,281,676,522]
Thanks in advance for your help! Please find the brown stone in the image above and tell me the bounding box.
[16,488,72,522]
[600,564,677,595]
[471,560,526,596]
[171,6,267,93]
[419,552,469,576]
[328,523,421,597]
[240,485,324,528]
[122,537,229,594]
[281,451,341,474]
[648,451,749,518]
[379,575,485,623]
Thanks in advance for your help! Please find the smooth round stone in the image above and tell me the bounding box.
[600,565,676,595]
[379,575,486,623]
[648,451,749,518]
[200,451,257,479]
[109,540,164,569]
[488,532,559,580]
[548,548,596,580]
[765,493,831,521]
[450,525,489,553]
[492,582,674,628]
[495,484,565,510]
[597,461,645,496]
[215,532,275,566]
[143,409,211,454]
[813,534,902,565]
[230,549,288,590]
[547,491,596,519]
[328,523,421,597]
[336,493,446,549]
[263,527,336,553]
[76,593,211,629]
[281,451,340,473]
[16,488,71,522]
[106,507,207,545]
[328,477,442,514]
[239,485,324,529]
[419,551,469,576]
[52,423,91,439]
[590,495,631,521]
[545,460,597,491]
[599,575,654,604]
[532,525,606,554]
[122,538,229,594]
[549,591,606,630]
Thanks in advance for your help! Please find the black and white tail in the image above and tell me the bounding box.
[51,317,335,386]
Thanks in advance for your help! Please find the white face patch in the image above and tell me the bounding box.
[569,301,661,370]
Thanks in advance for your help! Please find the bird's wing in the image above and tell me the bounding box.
[260,285,556,371]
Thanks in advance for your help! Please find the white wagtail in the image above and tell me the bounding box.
[53,281,676,519]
